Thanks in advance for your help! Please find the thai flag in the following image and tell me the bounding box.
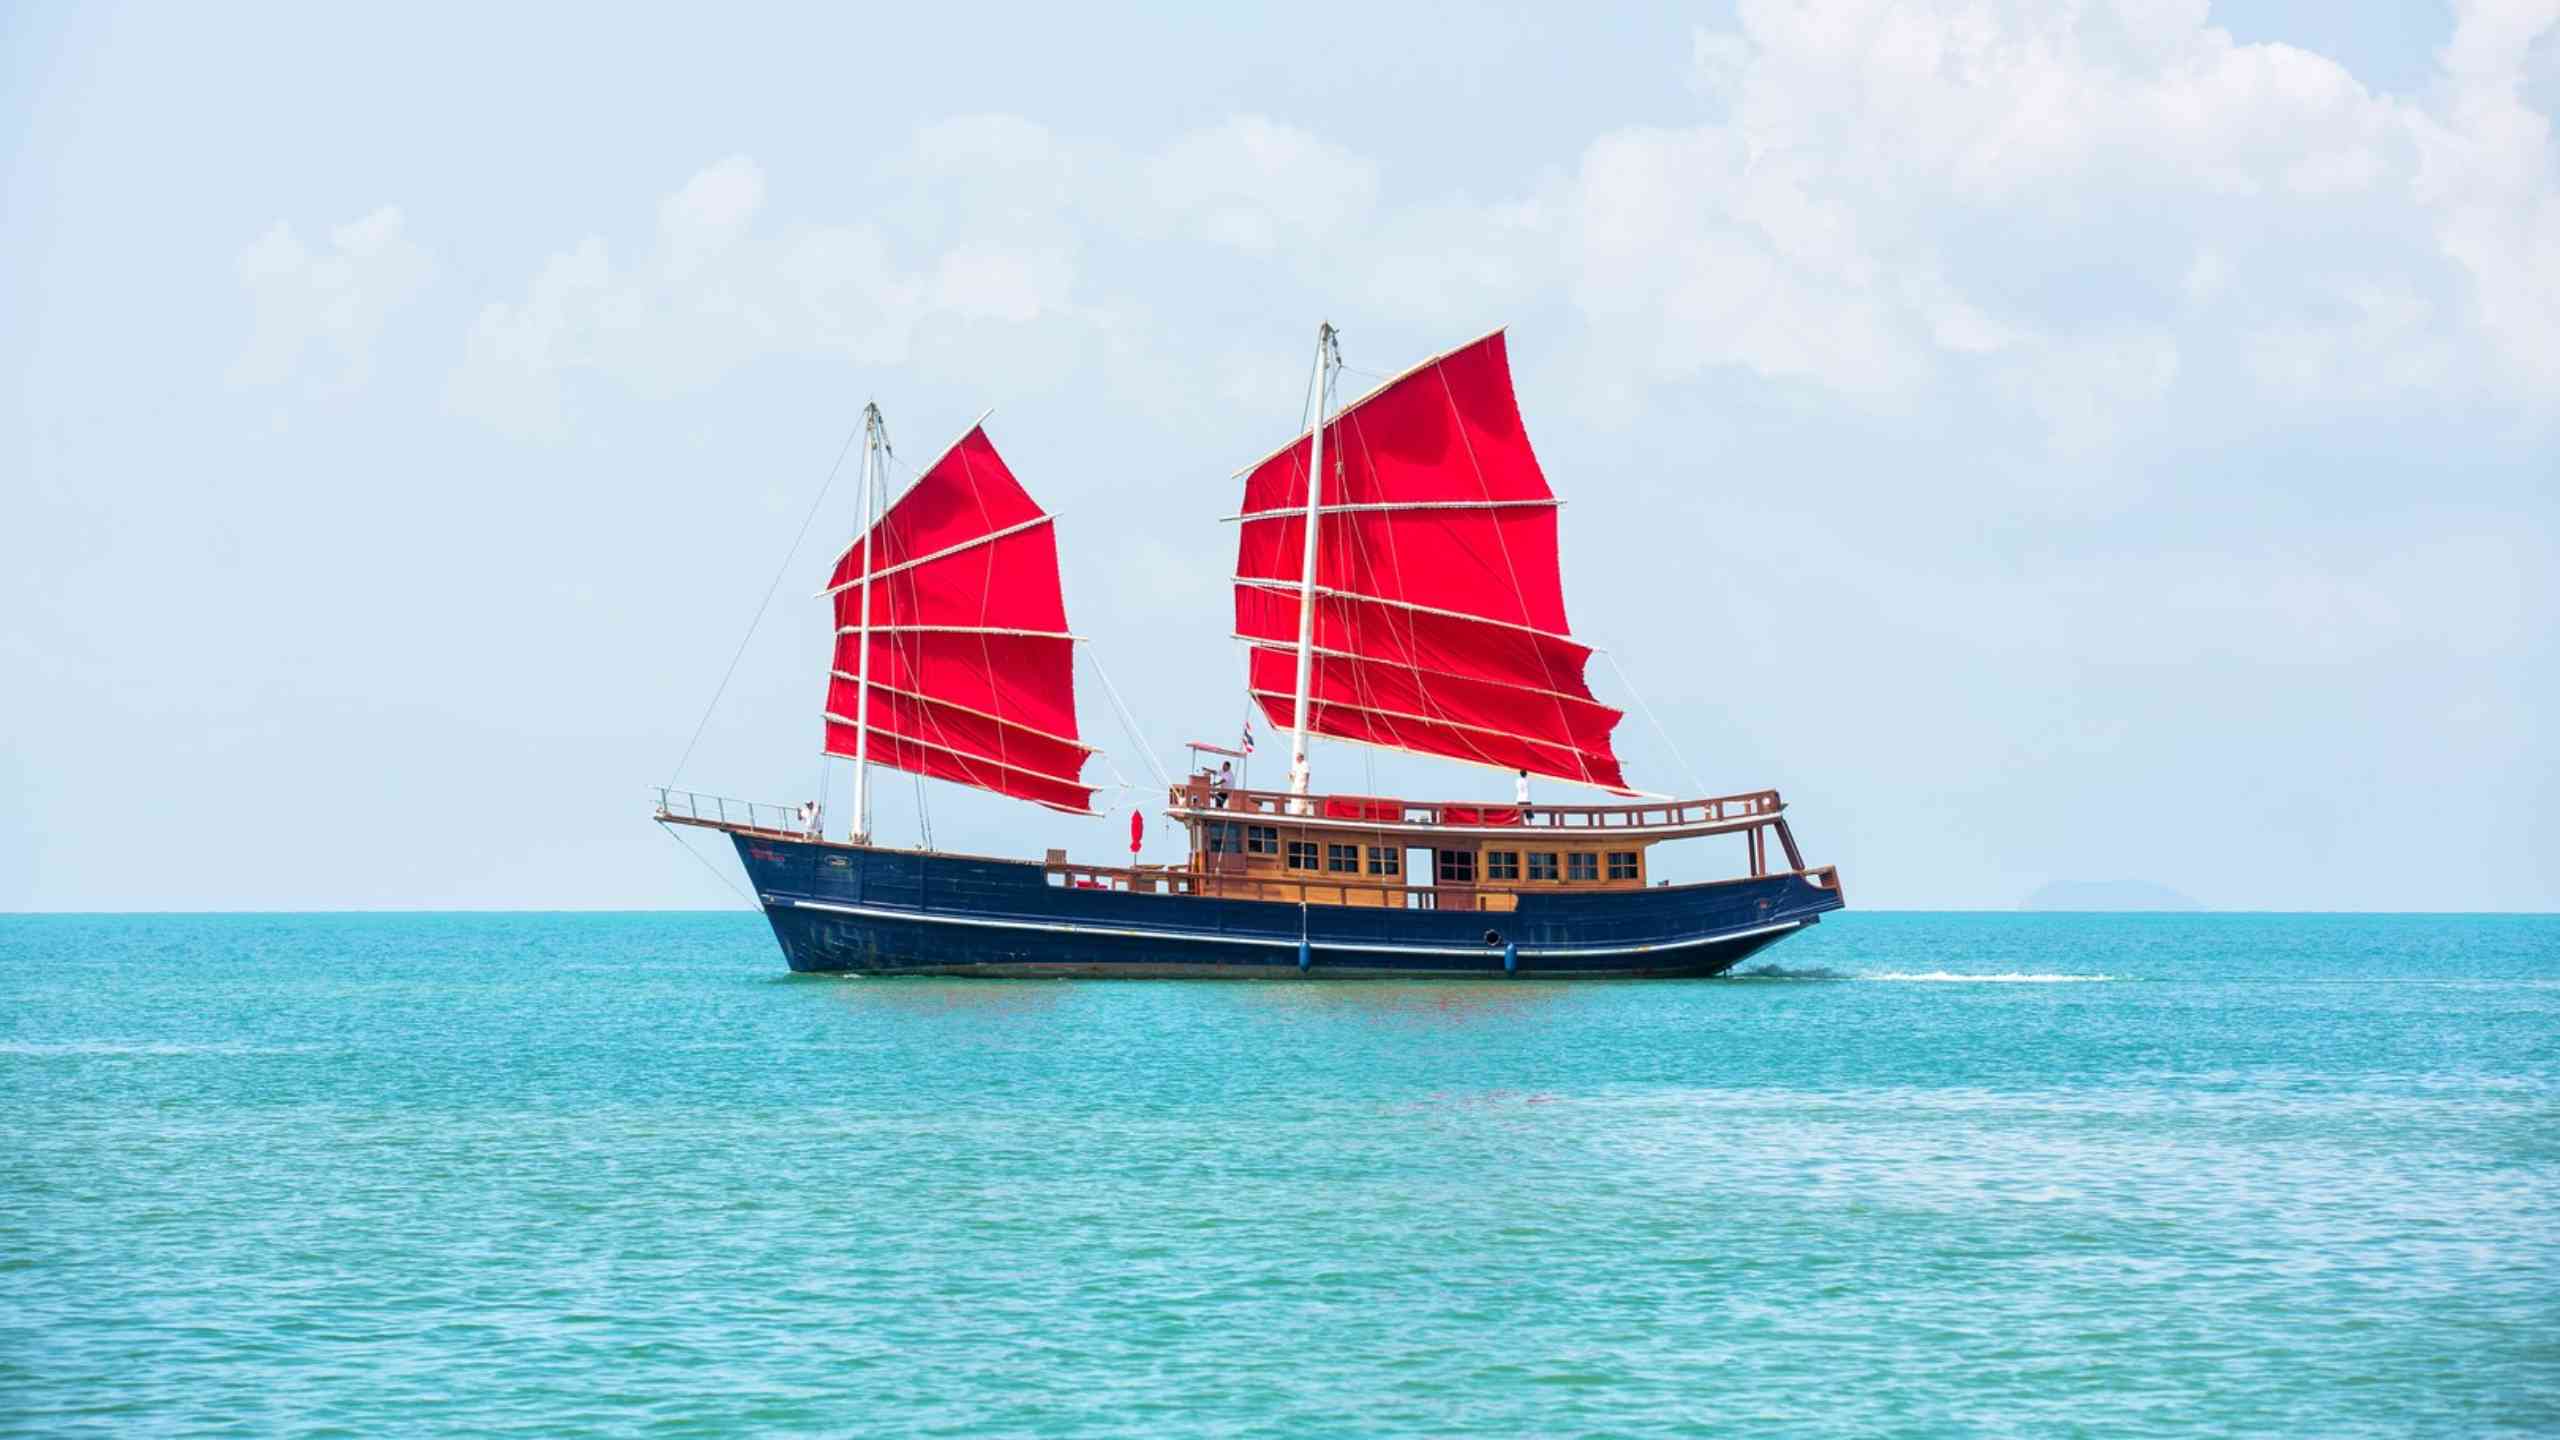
[1240,723,1255,755]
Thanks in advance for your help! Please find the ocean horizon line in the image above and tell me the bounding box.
[6,907,2555,919]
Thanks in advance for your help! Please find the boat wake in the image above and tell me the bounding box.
[1729,963,1854,980]
[1859,971,2116,983]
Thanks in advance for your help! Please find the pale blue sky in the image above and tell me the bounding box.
[4,1,2553,911]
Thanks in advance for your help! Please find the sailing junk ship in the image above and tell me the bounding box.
[656,327,1845,976]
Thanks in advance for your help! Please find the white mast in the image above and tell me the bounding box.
[1286,322,1339,807]
[850,401,885,844]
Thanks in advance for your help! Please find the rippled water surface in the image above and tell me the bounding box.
[4,912,2555,1436]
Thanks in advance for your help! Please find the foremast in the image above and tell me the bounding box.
[817,413,1100,822]
[848,401,887,843]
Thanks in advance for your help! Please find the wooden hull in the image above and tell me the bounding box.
[731,835,1842,979]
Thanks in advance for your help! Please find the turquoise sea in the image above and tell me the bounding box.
[3,912,2554,1436]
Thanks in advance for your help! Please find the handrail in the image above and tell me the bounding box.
[1165,780,1783,831]
[652,786,818,837]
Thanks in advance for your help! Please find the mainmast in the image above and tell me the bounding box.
[1286,322,1339,806]
[849,401,886,843]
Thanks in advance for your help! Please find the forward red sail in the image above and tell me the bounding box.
[821,423,1095,814]
[1231,330,1629,791]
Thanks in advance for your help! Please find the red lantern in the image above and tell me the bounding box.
[1129,809,1144,857]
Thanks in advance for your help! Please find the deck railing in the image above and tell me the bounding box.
[1167,782,1784,831]
[652,786,814,836]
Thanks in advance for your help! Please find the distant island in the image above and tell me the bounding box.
[2021,880,2206,912]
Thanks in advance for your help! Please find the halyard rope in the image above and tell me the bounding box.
[655,820,758,908]
[669,419,864,787]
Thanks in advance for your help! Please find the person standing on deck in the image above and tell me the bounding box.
[1515,769,1532,820]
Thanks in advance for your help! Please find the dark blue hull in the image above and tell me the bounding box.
[730,835,1842,978]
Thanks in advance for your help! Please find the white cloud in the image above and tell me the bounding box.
[451,117,1342,434]
[448,237,612,433]
[930,247,1074,323]
[1540,0,2560,447]
[231,204,432,389]
[659,155,766,279]
[1146,116,1378,257]
[444,31,2559,465]
[449,153,994,434]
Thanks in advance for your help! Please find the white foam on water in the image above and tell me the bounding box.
[1858,971,2117,984]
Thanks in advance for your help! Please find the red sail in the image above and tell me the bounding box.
[1231,331,1629,791]
[821,423,1096,814]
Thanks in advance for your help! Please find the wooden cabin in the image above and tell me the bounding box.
[1155,773,1805,913]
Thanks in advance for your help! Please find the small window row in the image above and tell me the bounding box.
[1281,841,1403,876]
[1203,823,1290,857]
[1479,849,1640,883]
[1209,827,1635,885]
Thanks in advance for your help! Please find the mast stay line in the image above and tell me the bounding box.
[667,418,863,790]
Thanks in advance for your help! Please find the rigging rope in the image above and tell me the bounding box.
[655,820,758,908]
[669,418,864,787]
[1334,392,1522,782]
[1602,649,1707,798]
[1086,647,1175,791]
[1431,365,1589,782]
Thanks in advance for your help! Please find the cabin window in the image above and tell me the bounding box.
[1567,852,1598,882]
[1484,850,1520,881]
[1203,821,1245,854]
[1326,843,1359,873]
[1608,851,1640,881]
[1246,825,1280,856]
[1286,840,1320,871]
[1527,852,1559,882]
[1436,850,1476,885]
[1367,847,1401,877]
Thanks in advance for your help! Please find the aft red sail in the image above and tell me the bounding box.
[1231,331,1629,790]
[822,424,1096,814]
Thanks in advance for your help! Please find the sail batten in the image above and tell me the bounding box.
[837,625,1082,639]
[1232,576,1586,645]
[1245,686,1620,769]
[1229,331,1628,790]
[1225,498,1561,523]
[1227,634,1614,707]
[819,514,1053,598]
[824,423,1094,814]
[826,673,1101,753]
